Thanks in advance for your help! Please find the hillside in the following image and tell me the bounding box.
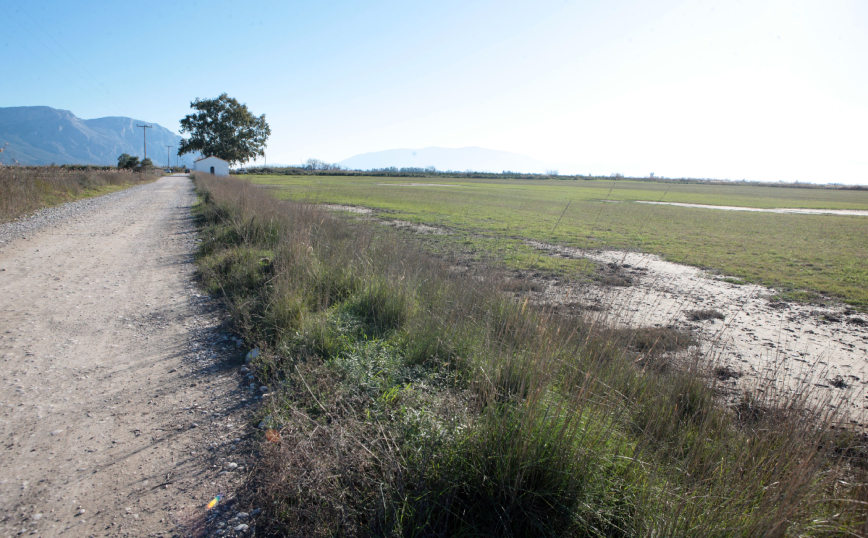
[0,106,198,167]
[338,146,560,173]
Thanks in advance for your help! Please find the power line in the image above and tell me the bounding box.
[0,5,111,113]
[9,0,135,117]
[137,124,152,160]
[165,145,173,169]
[0,4,120,117]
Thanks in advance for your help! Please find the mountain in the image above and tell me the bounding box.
[338,146,560,174]
[0,106,199,167]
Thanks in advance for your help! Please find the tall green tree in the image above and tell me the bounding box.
[178,93,271,166]
[117,153,140,170]
[117,153,153,171]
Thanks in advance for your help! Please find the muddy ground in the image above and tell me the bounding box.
[524,241,868,428]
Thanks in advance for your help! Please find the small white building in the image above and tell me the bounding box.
[194,156,229,176]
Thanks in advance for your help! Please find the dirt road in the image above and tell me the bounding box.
[0,176,255,537]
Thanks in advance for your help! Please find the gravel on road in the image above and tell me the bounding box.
[0,176,259,537]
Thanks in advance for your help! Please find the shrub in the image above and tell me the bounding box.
[685,308,725,321]
[0,165,158,222]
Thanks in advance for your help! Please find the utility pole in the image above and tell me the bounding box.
[165,145,173,169]
[136,124,152,160]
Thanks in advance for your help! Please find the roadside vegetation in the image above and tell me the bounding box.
[252,175,868,308]
[0,164,160,223]
[193,173,867,537]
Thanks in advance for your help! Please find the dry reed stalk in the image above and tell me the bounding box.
[0,165,158,222]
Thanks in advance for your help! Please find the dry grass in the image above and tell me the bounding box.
[685,308,726,321]
[192,173,868,537]
[0,165,159,222]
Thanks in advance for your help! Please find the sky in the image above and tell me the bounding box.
[1,0,866,183]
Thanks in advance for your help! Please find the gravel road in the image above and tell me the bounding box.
[0,176,257,537]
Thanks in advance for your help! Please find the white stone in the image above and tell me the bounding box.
[244,348,260,363]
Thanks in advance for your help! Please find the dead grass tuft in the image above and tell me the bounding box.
[685,308,726,321]
[615,325,695,355]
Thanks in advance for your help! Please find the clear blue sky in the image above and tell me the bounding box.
[2,0,866,183]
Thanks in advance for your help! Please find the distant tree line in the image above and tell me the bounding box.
[304,159,342,171]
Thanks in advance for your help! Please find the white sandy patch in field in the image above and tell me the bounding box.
[318,203,449,234]
[527,241,868,426]
[378,183,463,187]
[636,201,868,216]
[380,220,449,235]
[320,204,374,214]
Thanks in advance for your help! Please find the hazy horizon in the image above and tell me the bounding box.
[2,0,866,184]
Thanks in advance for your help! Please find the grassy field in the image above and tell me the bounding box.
[252,175,868,307]
[192,173,867,536]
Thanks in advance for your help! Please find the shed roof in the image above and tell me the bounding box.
[194,155,229,163]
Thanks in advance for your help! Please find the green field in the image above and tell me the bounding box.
[253,176,868,307]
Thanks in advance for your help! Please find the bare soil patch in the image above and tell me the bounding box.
[636,201,868,216]
[318,203,450,235]
[525,241,868,428]
[380,219,450,235]
[319,204,374,214]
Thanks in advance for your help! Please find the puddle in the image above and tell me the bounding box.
[636,201,868,216]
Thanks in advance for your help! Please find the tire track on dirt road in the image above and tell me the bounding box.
[0,176,256,537]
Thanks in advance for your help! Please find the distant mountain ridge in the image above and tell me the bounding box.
[0,106,198,166]
[338,146,560,174]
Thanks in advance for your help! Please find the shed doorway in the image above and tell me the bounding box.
[210,166,215,174]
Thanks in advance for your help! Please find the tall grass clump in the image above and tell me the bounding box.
[193,172,867,537]
[0,165,159,222]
